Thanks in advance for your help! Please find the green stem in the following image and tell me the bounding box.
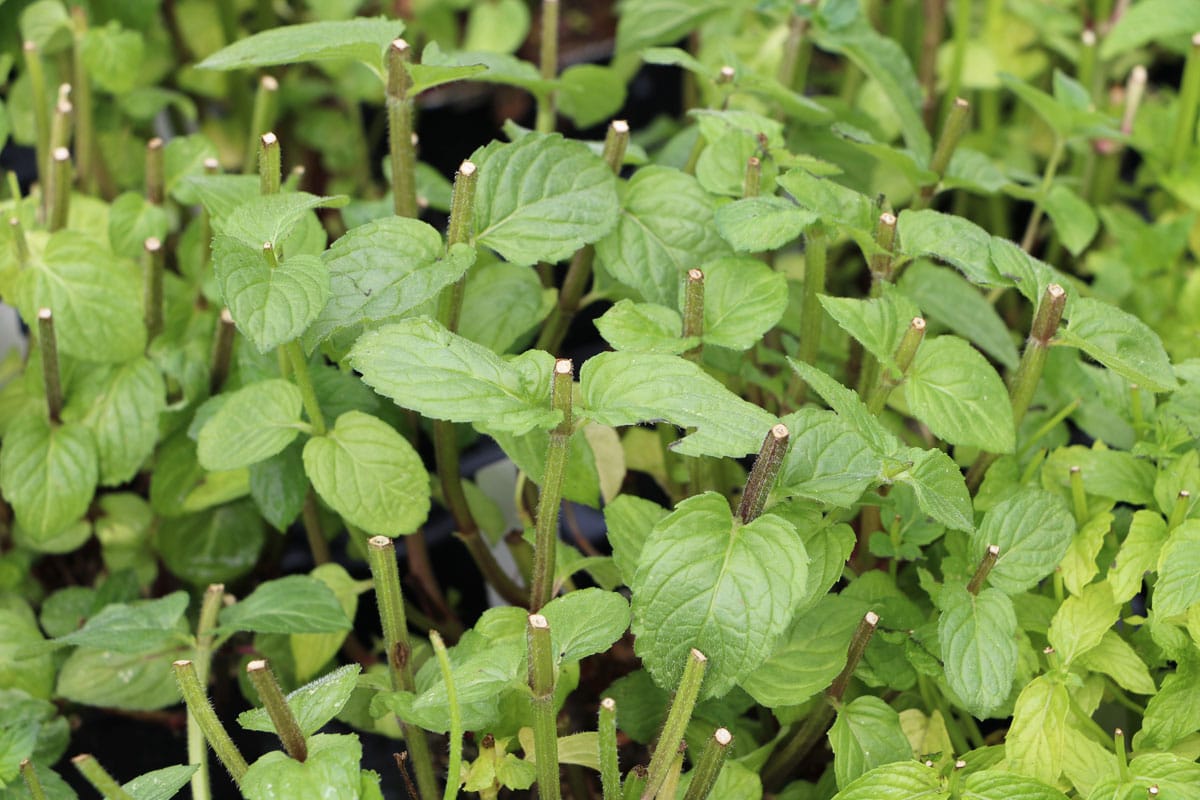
[145,138,164,206]
[868,212,898,290]
[916,98,970,209]
[47,148,71,232]
[20,760,49,800]
[777,7,813,93]
[531,359,574,612]
[1016,397,1080,457]
[246,76,279,173]
[737,424,790,523]
[431,631,462,800]
[866,317,926,415]
[941,0,971,123]
[388,39,418,218]
[210,309,236,394]
[918,0,946,131]
[682,268,704,362]
[535,0,559,133]
[301,491,331,565]
[622,767,648,800]
[642,649,707,800]
[259,132,280,195]
[528,614,561,800]
[366,536,441,800]
[50,86,72,156]
[1020,135,1065,252]
[967,545,1000,594]
[681,729,732,800]
[72,755,135,800]
[23,42,50,201]
[743,156,762,198]
[788,225,828,405]
[657,749,685,800]
[172,660,249,785]
[37,309,62,424]
[1115,728,1130,782]
[599,698,621,800]
[143,237,164,340]
[1070,466,1088,524]
[71,8,96,193]
[1168,490,1191,530]
[282,340,324,435]
[1171,34,1200,169]
[187,585,224,800]
[437,160,479,332]
[247,660,307,761]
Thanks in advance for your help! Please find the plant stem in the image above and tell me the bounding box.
[535,0,559,134]
[743,156,762,198]
[430,631,462,800]
[830,611,879,702]
[681,729,732,800]
[915,98,970,209]
[737,424,790,523]
[642,649,707,800]
[437,160,479,332]
[528,614,561,800]
[531,359,573,612]
[868,212,898,292]
[682,268,704,362]
[536,121,629,353]
[1171,33,1200,169]
[37,309,62,424]
[1115,728,1130,782]
[599,698,621,800]
[49,86,73,156]
[1168,490,1191,530]
[918,0,946,131]
[246,76,279,173]
[72,755,136,800]
[623,766,648,800]
[259,132,280,195]
[246,660,307,761]
[47,148,71,232]
[865,317,926,414]
[20,760,48,800]
[657,748,685,800]
[967,545,1000,594]
[1017,397,1080,457]
[283,341,326,435]
[301,491,331,565]
[366,536,441,800]
[172,660,248,785]
[1020,136,1065,252]
[187,585,224,800]
[777,5,813,93]
[143,237,164,340]
[387,40,418,218]
[71,9,96,193]
[788,225,828,405]
[23,42,49,202]
[1070,466,1088,524]
[941,0,971,123]
[145,137,164,206]
[210,309,236,394]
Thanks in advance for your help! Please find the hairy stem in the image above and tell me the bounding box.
[528,614,561,800]
[531,360,574,611]
[246,76,279,173]
[915,98,970,209]
[21,760,49,800]
[967,545,1000,594]
[259,132,280,195]
[145,137,164,206]
[210,309,236,394]
[172,660,249,785]
[283,341,326,436]
[430,631,462,800]
[72,755,136,800]
[737,424,790,523]
[599,698,621,800]
[187,585,225,800]
[681,729,732,800]
[37,309,62,424]
[1020,136,1065,252]
[47,148,71,232]
[143,237,164,340]
[535,0,559,133]
[788,225,827,405]
[23,42,50,202]
[682,268,705,362]
[642,649,707,800]
[865,317,926,414]
[388,40,418,218]
[247,659,308,761]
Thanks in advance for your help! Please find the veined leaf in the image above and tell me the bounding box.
[898,261,1019,369]
[57,592,189,654]
[219,576,352,634]
[540,589,630,664]
[777,408,880,508]
[713,196,816,253]
[197,17,403,75]
[0,415,97,546]
[1059,297,1177,393]
[699,256,788,350]
[897,210,1002,286]
[1047,583,1120,665]
[196,380,305,472]
[1153,520,1200,618]
[831,761,947,800]
[820,289,922,371]
[938,584,1018,719]
[971,491,1075,594]
[1006,675,1069,785]
[595,300,691,354]
[238,664,362,736]
[829,696,914,789]
[905,335,1015,453]
[892,447,975,532]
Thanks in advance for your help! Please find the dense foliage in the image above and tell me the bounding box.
[2,0,1200,798]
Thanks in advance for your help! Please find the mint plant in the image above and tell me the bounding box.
[3,0,1200,798]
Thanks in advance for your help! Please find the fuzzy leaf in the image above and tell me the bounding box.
[197,17,403,73]
[829,696,914,789]
[595,300,690,354]
[905,336,1015,453]
[219,576,352,634]
[938,584,1018,719]
[196,380,304,471]
[897,210,1001,286]
[0,415,97,545]
[1110,510,1167,603]
[777,408,879,508]
[700,257,789,350]
[1059,297,1177,393]
[238,664,362,736]
[713,196,816,252]
[57,592,189,654]
[971,491,1075,594]
[540,589,631,664]
[893,447,975,532]
[242,734,362,800]
[787,359,897,456]
[63,358,165,486]
[821,289,922,370]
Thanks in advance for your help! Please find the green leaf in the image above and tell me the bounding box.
[57,592,188,653]
[158,501,265,586]
[212,236,329,353]
[196,380,304,471]
[1043,185,1098,256]
[1089,752,1200,799]
[1006,675,1069,786]
[777,408,880,508]
[306,217,474,348]
[164,134,218,204]
[892,447,974,533]
[107,192,168,260]
[741,593,862,708]
[82,21,144,94]
[406,61,489,94]
[1076,631,1157,695]
[62,357,165,486]
[614,0,727,54]
[1047,582,1119,665]
[239,664,362,737]
[595,166,730,307]
[219,576,352,634]
[820,289,922,370]
[630,492,808,699]
[1042,446,1156,507]
[905,336,1015,453]
[123,764,201,800]
[0,415,97,545]
[217,192,346,252]
[350,318,558,435]
[472,132,619,266]
[1100,0,1200,58]
[458,260,546,354]
[20,0,73,51]
[15,231,146,362]
[186,174,261,219]
[787,359,897,456]
[713,196,816,253]
[540,589,630,664]
[302,411,430,537]
[558,64,627,128]
[242,734,362,800]
[1058,297,1177,393]
[1060,511,1111,596]
[1153,520,1200,618]
[938,584,1018,719]
[57,645,182,711]
[249,442,308,532]
[596,300,691,354]
[1110,510,1167,603]
[971,491,1075,594]
[604,494,669,586]
[1139,661,1200,750]
[197,17,403,74]
[777,169,875,235]
[830,761,946,800]
[581,352,779,458]
[962,770,1069,800]
[462,0,529,53]
[897,210,1002,286]
[898,261,1019,369]
[418,43,554,93]
[829,696,914,789]
[700,257,789,350]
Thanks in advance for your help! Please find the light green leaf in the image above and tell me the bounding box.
[63,357,164,486]
[1043,185,1098,256]
[581,351,778,458]
[541,589,630,664]
[57,592,188,654]
[1047,582,1119,665]
[713,196,816,253]
[350,318,558,435]
[787,359,897,457]
[164,134,218,204]
[158,501,265,586]
[458,260,546,354]
[242,734,362,800]
[197,17,403,74]
[700,257,789,350]
[219,576,352,634]
[1101,0,1200,58]
[238,664,362,736]
[893,447,975,532]
[57,645,182,711]
[962,770,1069,800]
[595,300,691,354]
[741,594,862,708]
[196,380,304,471]
[630,492,808,699]
[1060,511,1111,596]
[897,210,1001,286]
[971,491,1075,594]
[306,217,474,348]
[1153,520,1200,618]
[462,0,530,53]
[406,62,489,94]
[1058,297,1177,393]
[107,192,168,260]
[829,696,914,789]
[217,192,346,252]
[472,132,619,266]
[123,764,200,800]
[898,261,1019,369]
[1076,631,1156,695]
[905,336,1015,453]
[777,169,875,235]
[820,289,922,370]
[0,415,97,545]
[418,43,553,93]
[614,0,727,54]
[604,494,669,586]
[1089,751,1200,799]
[1109,510,1167,603]
[1006,675,1069,785]
[777,408,880,508]
[595,166,730,307]
[1042,446,1156,507]
[938,584,1018,719]
[1138,662,1200,750]
[302,411,430,537]
[830,761,947,800]
[558,64,627,128]
[290,563,362,683]
[82,21,144,94]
